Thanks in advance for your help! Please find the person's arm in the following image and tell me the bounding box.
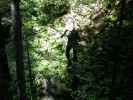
[61,30,68,38]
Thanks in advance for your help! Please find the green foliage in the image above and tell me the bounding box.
[0,0,10,14]
[4,0,132,99]
[42,0,70,16]
[40,0,70,25]
[21,0,129,99]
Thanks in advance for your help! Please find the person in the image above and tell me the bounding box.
[61,17,80,65]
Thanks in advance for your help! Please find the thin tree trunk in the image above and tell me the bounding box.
[26,42,37,100]
[11,0,27,100]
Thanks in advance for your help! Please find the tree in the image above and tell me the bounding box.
[26,39,37,100]
[11,0,27,99]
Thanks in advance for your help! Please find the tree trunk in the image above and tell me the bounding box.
[26,42,37,100]
[11,0,27,100]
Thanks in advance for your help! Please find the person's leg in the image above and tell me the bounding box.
[73,45,78,62]
[66,44,72,65]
